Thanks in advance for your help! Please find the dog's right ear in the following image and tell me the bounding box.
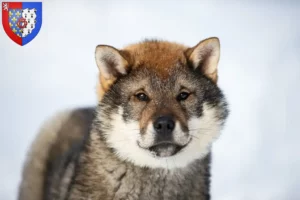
[186,37,220,83]
[95,45,129,100]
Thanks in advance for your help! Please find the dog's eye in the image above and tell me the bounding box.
[135,93,149,102]
[177,92,190,101]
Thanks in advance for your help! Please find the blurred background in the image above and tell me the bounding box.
[0,0,299,199]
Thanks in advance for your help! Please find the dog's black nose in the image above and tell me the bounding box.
[153,116,175,136]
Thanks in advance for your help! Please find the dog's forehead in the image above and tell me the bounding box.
[124,40,188,78]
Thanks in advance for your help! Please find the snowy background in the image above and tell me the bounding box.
[0,1,299,199]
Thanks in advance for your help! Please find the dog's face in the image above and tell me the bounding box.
[95,38,228,169]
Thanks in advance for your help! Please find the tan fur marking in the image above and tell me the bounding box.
[169,104,189,129]
[97,74,117,100]
[139,102,156,132]
[209,70,218,83]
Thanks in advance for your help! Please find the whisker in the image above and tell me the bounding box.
[166,158,169,171]
[191,132,210,137]
[189,134,200,140]
[171,157,177,169]
[115,129,140,132]
[188,128,213,131]
[109,137,136,143]
[109,139,129,143]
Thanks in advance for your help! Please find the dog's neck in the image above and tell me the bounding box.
[68,129,211,200]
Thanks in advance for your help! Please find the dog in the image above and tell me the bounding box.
[18,37,229,200]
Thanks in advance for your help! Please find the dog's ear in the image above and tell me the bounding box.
[95,45,129,100]
[186,37,220,83]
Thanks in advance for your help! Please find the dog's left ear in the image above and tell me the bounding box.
[95,45,130,100]
[186,37,220,83]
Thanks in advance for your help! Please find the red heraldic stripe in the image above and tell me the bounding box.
[2,2,22,45]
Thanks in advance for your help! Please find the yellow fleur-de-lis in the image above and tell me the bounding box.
[9,11,13,17]
[15,11,21,17]
[9,22,13,27]
[12,28,17,33]
[11,17,17,22]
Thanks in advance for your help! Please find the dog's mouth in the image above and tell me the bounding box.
[137,137,192,158]
[147,142,188,157]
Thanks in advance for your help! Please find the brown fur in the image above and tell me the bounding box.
[96,38,219,100]
[97,40,189,100]
[139,100,157,131]
[124,40,187,74]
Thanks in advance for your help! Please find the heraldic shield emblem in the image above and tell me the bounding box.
[2,2,42,46]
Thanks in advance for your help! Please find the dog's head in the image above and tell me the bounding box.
[94,38,228,169]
